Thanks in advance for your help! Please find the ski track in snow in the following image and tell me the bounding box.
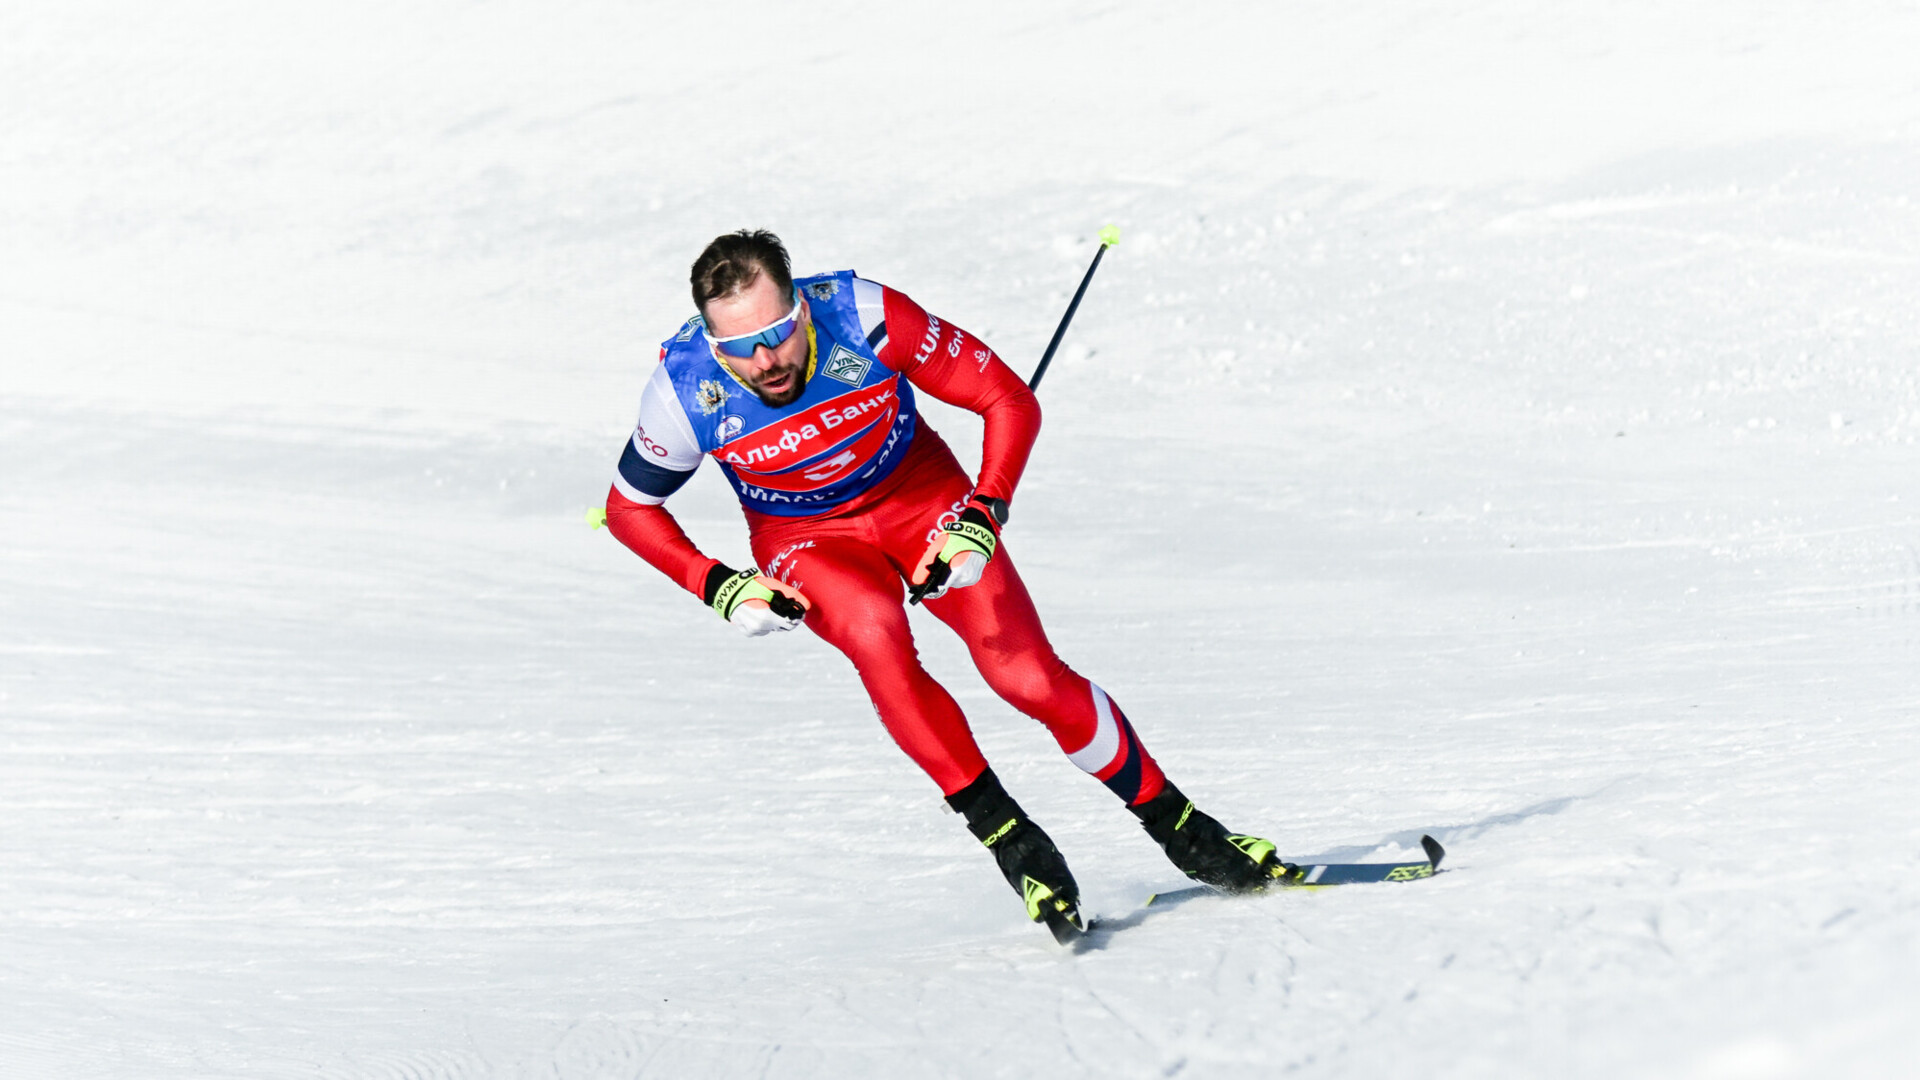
[5,3,1920,1078]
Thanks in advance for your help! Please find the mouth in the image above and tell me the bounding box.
[759,369,797,396]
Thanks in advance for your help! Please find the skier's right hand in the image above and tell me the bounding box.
[703,564,810,636]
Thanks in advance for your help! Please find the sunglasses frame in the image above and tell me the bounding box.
[707,287,804,360]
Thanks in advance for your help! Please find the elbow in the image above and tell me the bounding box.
[1010,385,1041,438]
[603,484,661,535]
[604,483,639,520]
[998,381,1041,427]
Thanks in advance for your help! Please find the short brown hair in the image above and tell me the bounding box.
[691,229,793,314]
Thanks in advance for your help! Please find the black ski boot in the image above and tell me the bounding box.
[947,769,1086,943]
[1131,782,1298,893]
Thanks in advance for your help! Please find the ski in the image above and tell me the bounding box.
[1144,834,1446,906]
[1044,907,1087,945]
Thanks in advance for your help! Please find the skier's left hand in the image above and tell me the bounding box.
[909,495,1004,604]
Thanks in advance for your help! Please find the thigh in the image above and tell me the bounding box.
[922,540,1058,669]
[865,442,1059,660]
[751,528,910,659]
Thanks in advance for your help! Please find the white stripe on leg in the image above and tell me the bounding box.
[1065,684,1121,773]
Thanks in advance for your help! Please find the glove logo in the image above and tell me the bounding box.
[821,344,871,387]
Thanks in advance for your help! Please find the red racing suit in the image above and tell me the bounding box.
[605,280,1164,803]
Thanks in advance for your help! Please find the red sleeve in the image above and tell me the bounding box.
[604,484,722,599]
[878,287,1041,504]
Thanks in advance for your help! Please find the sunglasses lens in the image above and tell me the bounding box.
[714,314,798,358]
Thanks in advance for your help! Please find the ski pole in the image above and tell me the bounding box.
[1026,224,1120,391]
[909,225,1120,605]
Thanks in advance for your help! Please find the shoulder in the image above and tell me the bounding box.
[635,362,701,465]
[849,279,941,370]
[850,276,887,337]
[834,274,929,361]
[658,312,708,357]
[656,315,729,399]
[615,361,703,504]
[792,270,891,360]
[797,269,856,298]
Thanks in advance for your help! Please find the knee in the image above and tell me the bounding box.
[980,648,1069,714]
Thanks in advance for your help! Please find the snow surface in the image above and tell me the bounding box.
[5,3,1920,1077]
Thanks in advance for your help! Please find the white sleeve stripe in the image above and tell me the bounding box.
[852,277,887,341]
[635,362,704,470]
[652,363,702,458]
[613,359,704,504]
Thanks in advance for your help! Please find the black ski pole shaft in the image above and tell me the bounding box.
[1027,224,1119,391]
[908,225,1119,607]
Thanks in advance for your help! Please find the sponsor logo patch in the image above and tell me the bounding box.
[695,379,729,415]
[716,415,744,442]
[802,449,858,482]
[718,379,897,471]
[676,315,705,343]
[767,539,815,580]
[806,280,839,301]
[913,315,943,366]
[821,344,872,386]
[930,493,970,543]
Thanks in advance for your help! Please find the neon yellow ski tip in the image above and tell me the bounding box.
[1098,223,1121,248]
[586,506,607,530]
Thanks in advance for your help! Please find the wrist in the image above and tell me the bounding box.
[968,494,1010,530]
[702,563,740,607]
[948,510,998,548]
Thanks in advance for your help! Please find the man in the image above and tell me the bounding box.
[605,230,1292,939]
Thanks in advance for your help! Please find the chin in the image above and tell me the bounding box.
[756,377,807,407]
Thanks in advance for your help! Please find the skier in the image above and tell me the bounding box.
[603,230,1294,937]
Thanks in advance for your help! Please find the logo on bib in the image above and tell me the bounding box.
[802,449,858,482]
[821,345,872,387]
[716,415,744,442]
[695,379,730,415]
[806,280,840,301]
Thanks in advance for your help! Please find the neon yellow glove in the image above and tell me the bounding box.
[703,564,810,636]
[908,495,1006,605]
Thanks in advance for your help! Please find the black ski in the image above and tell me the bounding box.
[1144,834,1446,906]
[1044,907,1087,945]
